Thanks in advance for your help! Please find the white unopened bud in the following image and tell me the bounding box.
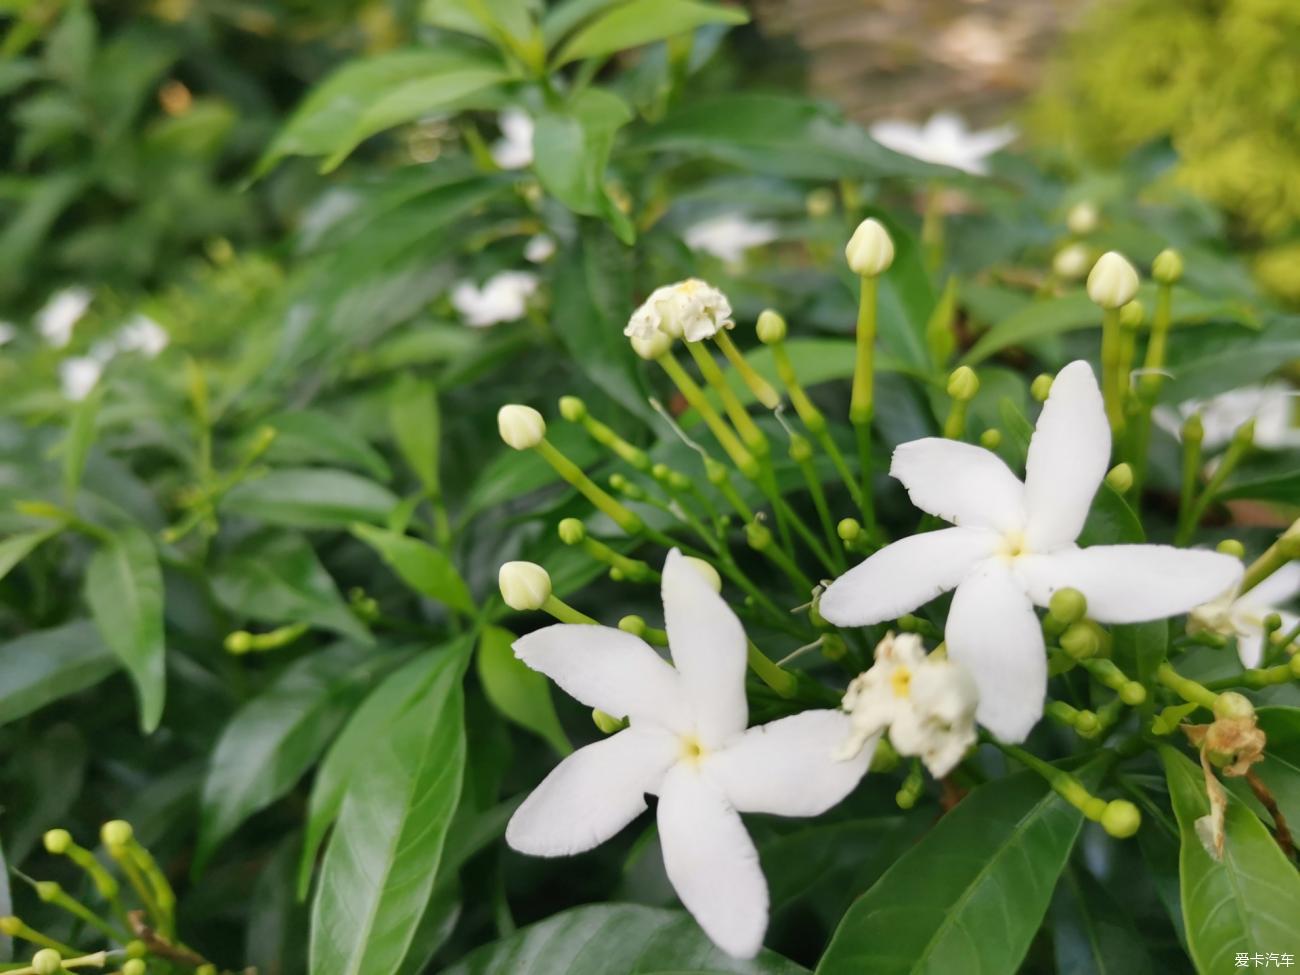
[682,556,722,592]
[1066,202,1099,235]
[630,331,672,360]
[497,404,545,449]
[845,218,894,276]
[1052,243,1091,281]
[1086,251,1140,309]
[498,561,551,611]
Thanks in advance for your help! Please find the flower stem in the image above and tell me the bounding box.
[1100,307,1125,436]
[714,330,780,409]
[685,340,768,455]
[541,595,597,625]
[771,340,861,506]
[850,273,879,531]
[1155,662,1218,710]
[747,640,798,698]
[533,438,643,534]
[1175,422,1252,546]
[656,353,757,477]
[1240,519,1300,594]
[792,441,844,572]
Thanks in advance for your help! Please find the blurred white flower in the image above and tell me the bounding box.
[1191,563,1300,668]
[59,356,103,401]
[683,213,778,265]
[839,632,977,777]
[524,234,555,263]
[1155,384,1300,451]
[491,108,534,170]
[869,112,1016,176]
[451,271,539,327]
[0,322,16,346]
[36,287,92,348]
[1053,243,1091,281]
[115,314,169,358]
[820,361,1243,742]
[625,279,733,343]
[506,550,870,958]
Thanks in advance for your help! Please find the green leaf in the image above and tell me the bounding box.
[85,523,165,732]
[223,468,398,530]
[350,523,475,615]
[816,768,1087,975]
[1051,867,1154,975]
[1252,707,1300,839]
[476,625,569,755]
[463,420,603,517]
[533,87,634,241]
[1160,746,1300,974]
[388,375,441,496]
[63,382,102,498]
[1159,315,1300,405]
[0,621,116,727]
[1079,484,1144,546]
[441,903,808,974]
[553,0,746,65]
[264,411,392,482]
[211,532,373,644]
[1112,620,1169,689]
[195,644,385,874]
[44,0,97,89]
[1218,467,1300,504]
[542,0,628,47]
[0,527,58,583]
[423,0,538,42]
[308,643,469,975]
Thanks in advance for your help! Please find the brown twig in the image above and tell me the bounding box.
[1245,770,1296,861]
[127,910,210,968]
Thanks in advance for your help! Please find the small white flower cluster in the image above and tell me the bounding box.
[451,271,539,328]
[839,632,977,778]
[624,278,734,347]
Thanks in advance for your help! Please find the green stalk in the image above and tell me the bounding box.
[533,438,643,534]
[849,273,879,530]
[656,354,757,477]
[714,330,780,409]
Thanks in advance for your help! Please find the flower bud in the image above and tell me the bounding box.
[1152,248,1184,284]
[1101,799,1141,838]
[102,819,133,849]
[557,518,585,545]
[756,309,787,344]
[498,561,551,612]
[745,521,773,550]
[1213,691,1255,721]
[32,949,63,975]
[1083,796,1107,820]
[1182,413,1203,445]
[682,556,722,593]
[497,404,545,450]
[1075,711,1100,736]
[837,518,861,542]
[1060,620,1101,660]
[1216,539,1245,559]
[630,331,672,360]
[1119,299,1145,329]
[1105,463,1133,494]
[592,709,626,734]
[979,428,1002,449]
[1067,202,1099,236]
[43,829,72,855]
[618,615,646,637]
[845,218,895,277]
[1031,373,1053,402]
[789,435,813,463]
[1232,418,1255,448]
[946,366,979,402]
[1048,588,1087,625]
[225,630,254,655]
[126,941,148,959]
[1052,243,1091,281]
[806,187,835,218]
[1087,251,1140,309]
[0,917,19,935]
[123,960,147,975]
[1120,682,1147,706]
[35,881,60,902]
[558,395,586,422]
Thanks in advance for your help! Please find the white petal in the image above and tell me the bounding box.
[706,710,871,816]
[1244,561,1300,608]
[946,563,1046,743]
[890,438,1025,532]
[657,764,768,959]
[1018,546,1245,624]
[819,528,999,627]
[506,727,679,856]
[514,624,686,729]
[661,549,748,746]
[1023,360,1110,552]
[1235,625,1268,669]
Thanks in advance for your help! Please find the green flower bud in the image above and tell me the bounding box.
[1216,539,1245,558]
[1120,682,1147,706]
[0,916,19,935]
[1213,690,1255,721]
[1087,251,1140,309]
[618,615,647,637]
[1066,201,1099,236]
[756,309,787,345]
[946,365,979,402]
[845,218,895,277]
[32,949,63,975]
[1048,588,1087,625]
[557,518,585,545]
[1083,796,1107,820]
[498,561,551,612]
[126,941,147,959]
[745,521,773,550]
[837,518,861,542]
[1101,799,1141,838]
[123,960,147,975]
[1182,413,1204,445]
[1118,299,1145,329]
[1290,655,1300,678]
[704,458,727,485]
[1232,418,1255,447]
[196,965,216,975]
[592,709,626,734]
[1060,620,1101,660]
[558,395,586,422]
[1152,248,1184,285]
[43,829,72,855]
[979,428,1002,449]
[1031,373,1053,402]
[820,634,847,661]
[101,819,133,849]
[789,435,813,463]
[497,404,546,450]
[225,630,254,655]
[1075,710,1100,735]
[35,881,60,902]
[1105,463,1133,494]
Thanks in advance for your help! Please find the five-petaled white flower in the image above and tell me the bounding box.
[869,112,1016,176]
[506,549,871,959]
[839,632,978,778]
[1156,384,1300,451]
[684,213,779,265]
[1192,563,1300,668]
[451,271,539,327]
[624,279,733,343]
[820,360,1243,743]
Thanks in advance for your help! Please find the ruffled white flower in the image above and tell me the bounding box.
[839,632,977,777]
[36,287,92,348]
[1191,563,1300,668]
[59,356,103,401]
[683,213,778,265]
[869,112,1016,176]
[451,271,539,327]
[820,360,1243,743]
[491,108,533,170]
[1154,384,1300,451]
[115,314,169,358]
[506,550,871,958]
[624,279,733,343]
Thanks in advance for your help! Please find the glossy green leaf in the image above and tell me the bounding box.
[1161,746,1300,974]
[0,623,117,726]
[553,0,746,65]
[350,523,475,615]
[1218,469,1300,504]
[85,522,165,732]
[533,87,634,241]
[1112,620,1169,689]
[63,382,102,498]
[441,904,808,974]
[1051,867,1154,975]
[211,531,373,644]
[1159,315,1300,405]
[463,420,602,517]
[476,625,569,754]
[264,411,392,482]
[0,527,58,583]
[308,643,469,975]
[541,0,627,47]
[223,468,398,530]
[195,643,385,874]
[816,768,1087,975]
[1079,484,1144,546]
[1252,707,1300,838]
[388,374,441,496]
[423,0,538,43]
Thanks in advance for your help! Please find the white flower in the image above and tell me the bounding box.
[59,356,103,401]
[1053,243,1091,281]
[491,108,533,170]
[0,322,16,346]
[624,279,733,343]
[506,550,871,958]
[869,112,1016,176]
[114,314,169,357]
[36,287,92,348]
[451,271,539,327]
[839,632,977,777]
[683,213,778,265]
[819,360,1243,743]
[1191,563,1300,668]
[524,234,555,263]
[845,218,895,277]
[1086,251,1140,309]
[1155,384,1300,451]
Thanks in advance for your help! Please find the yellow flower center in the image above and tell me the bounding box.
[679,736,707,764]
[998,531,1027,560]
[891,666,912,698]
